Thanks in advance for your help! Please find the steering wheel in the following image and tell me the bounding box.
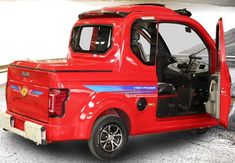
[186,55,202,73]
[189,53,202,60]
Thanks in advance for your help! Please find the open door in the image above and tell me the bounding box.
[206,18,231,128]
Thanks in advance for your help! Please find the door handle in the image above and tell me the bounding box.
[209,80,216,92]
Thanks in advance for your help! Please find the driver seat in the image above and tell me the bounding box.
[131,31,146,62]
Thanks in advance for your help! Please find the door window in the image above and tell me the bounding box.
[159,23,209,63]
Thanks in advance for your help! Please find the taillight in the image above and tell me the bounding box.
[48,89,69,117]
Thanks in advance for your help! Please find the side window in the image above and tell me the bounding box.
[158,23,209,63]
[131,20,157,65]
[79,27,93,51]
[139,34,151,61]
[71,25,112,54]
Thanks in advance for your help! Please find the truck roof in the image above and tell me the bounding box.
[103,4,177,14]
[78,4,181,19]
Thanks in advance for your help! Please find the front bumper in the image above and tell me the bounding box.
[0,112,47,145]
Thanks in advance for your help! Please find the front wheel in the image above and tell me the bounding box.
[88,115,128,160]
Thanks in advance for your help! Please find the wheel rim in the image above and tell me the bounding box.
[99,124,123,152]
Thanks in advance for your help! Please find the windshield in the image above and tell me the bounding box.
[70,25,112,54]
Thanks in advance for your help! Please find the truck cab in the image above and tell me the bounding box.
[0,4,231,160]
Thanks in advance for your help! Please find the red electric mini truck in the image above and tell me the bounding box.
[0,4,231,160]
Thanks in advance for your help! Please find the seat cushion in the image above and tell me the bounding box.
[158,82,176,95]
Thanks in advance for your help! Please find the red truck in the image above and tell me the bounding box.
[0,4,231,160]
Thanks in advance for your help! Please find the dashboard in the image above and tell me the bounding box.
[168,60,208,74]
[162,56,209,91]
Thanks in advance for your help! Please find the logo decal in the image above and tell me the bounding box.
[10,85,20,91]
[21,71,30,77]
[20,87,28,97]
[10,85,44,97]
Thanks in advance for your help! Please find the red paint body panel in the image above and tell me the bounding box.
[4,4,230,143]
[217,19,231,128]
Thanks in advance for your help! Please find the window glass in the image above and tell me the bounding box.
[139,34,151,61]
[79,27,93,50]
[159,23,208,62]
[70,25,112,54]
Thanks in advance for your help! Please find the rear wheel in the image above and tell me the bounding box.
[88,115,128,160]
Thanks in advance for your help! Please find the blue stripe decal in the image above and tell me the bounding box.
[10,85,20,91]
[10,84,43,96]
[31,90,44,95]
[84,85,157,94]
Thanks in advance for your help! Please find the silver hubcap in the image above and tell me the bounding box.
[99,124,123,152]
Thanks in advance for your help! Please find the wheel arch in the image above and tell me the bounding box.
[86,99,137,139]
[98,108,131,133]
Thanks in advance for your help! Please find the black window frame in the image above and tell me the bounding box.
[70,24,113,55]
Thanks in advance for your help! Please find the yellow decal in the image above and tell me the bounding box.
[21,87,28,97]
[148,103,155,107]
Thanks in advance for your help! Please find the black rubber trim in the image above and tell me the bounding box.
[10,116,14,121]
[41,127,46,132]
[10,64,113,73]
[79,11,129,19]
[174,8,192,17]
[2,128,8,132]
[41,139,47,145]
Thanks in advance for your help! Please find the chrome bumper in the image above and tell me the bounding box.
[0,112,46,145]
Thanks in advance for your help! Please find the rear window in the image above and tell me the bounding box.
[70,25,112,54]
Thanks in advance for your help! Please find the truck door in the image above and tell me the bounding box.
[206,18,231,128]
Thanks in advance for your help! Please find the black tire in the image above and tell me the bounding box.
[191,127,209,135]
[88,115,128,160]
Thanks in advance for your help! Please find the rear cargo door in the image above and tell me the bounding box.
[206,18,231,128]
[7,66,50,123]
